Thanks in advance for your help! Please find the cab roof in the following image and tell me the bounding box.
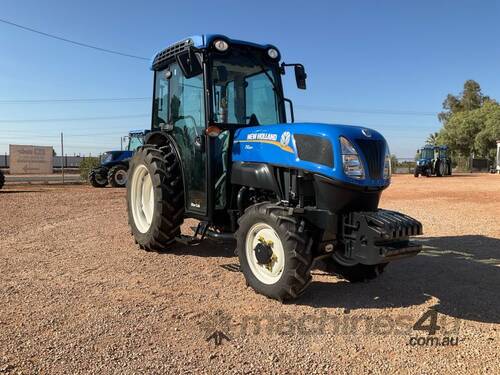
[422,144,448,150]
[151,34,276,71]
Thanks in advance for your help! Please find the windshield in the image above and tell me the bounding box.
[420,148,434,159]
[211,48,282,126]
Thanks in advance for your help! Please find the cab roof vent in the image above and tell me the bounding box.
[152,39,193,71]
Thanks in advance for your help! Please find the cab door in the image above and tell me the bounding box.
[167,62,208,215]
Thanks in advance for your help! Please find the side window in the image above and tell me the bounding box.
[169,62,205,132]
[152,70,169,129]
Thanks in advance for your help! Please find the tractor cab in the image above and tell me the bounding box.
[148,35,305,219]
[127,35,423,301]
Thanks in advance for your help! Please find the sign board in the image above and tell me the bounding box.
[9,145,54,174]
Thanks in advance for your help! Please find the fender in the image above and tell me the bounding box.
[144,130,171,147]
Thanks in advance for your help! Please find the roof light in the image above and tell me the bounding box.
[214,39,229,52]
[267,48,279,59]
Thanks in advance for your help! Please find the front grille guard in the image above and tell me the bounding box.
[341,209,423,264]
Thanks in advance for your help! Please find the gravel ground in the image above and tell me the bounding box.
[0,174,499,374]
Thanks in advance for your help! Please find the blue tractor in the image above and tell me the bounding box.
[414,145,452,177]
[88,130,146,188]
[126,35,423,301]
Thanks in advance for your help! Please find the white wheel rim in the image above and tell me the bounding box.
[245,223,285,285]
[115,169,128,185]
[130,164,154,233]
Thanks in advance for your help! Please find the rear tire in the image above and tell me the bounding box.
[324,257,388,282]
[127,144,184,251]
[0,170,5,190]
[236,203,313,301]
[108,164,128,188]
[88,167,108,188]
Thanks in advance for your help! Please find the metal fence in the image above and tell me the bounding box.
[0,154,92,169]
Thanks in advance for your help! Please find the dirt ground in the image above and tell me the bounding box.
[0,174,499,374]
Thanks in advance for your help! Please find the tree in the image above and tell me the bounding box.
[438,80,493,124]
[439,101,500,159]
[390,154,398,172]
[474,102,500,160]
[426,132,440,146]
[436,80,499,163]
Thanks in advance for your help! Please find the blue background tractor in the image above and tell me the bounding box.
[126,35,423,301]
[414,145,452,177]
[88,130,146,188]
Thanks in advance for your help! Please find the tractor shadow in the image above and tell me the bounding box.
[0,189,45,194]
[164,239,236,258]
[295,235,500,324]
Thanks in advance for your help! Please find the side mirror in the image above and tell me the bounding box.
[294,65,307,89]
[176,48,203,78]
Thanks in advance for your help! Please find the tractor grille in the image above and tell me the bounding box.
[355,139,385,179]
[152,39,193,70]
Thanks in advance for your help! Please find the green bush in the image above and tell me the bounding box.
[79,157,101,182]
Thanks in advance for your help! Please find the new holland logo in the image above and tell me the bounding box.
[361,129,372,138]
[236,131,294,154]
[280,131,291,147]
[247,133,278,141]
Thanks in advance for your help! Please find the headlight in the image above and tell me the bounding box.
[267,48,279,59]
[384,146,391,179]
[340,137,365,179]
[213,39,229,52]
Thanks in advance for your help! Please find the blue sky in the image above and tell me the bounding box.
[1,0,499,157]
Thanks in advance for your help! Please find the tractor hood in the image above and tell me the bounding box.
[232,123,390,188]
[417,158,432,166]
[101,150,134,166]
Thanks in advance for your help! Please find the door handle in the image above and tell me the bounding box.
[194,135,205,152]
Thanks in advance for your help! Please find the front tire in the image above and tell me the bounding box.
[108,165,128,188]
[88,167,108,188]
[236,203,313,301]
[436,161,444,177]
[127,144,184,251]
[0,170,5,190]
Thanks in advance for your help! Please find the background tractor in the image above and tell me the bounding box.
[88,130,146,188]
[414,145,452,177]
[126,35,423,301]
